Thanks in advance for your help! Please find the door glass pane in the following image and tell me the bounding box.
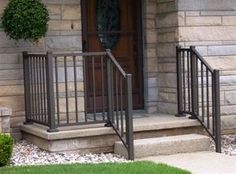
[96,0,120,49]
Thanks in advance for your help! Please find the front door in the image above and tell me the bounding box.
[82,0,144,111]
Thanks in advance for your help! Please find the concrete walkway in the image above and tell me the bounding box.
[139,151,236,174]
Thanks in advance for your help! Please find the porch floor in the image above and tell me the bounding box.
[21,113,201,140]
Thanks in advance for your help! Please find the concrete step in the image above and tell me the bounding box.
[114,134,211,159]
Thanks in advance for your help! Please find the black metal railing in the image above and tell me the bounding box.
[23,50,134,160]
[176,46,221,153]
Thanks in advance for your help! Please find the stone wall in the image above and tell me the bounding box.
[177,0,236,117]
[155,0,179,114]
[143,0,159,113]
[0,0,82,139]
[0,108,11,134]
[0,0,159,138]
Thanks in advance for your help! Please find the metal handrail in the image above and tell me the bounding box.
[176,46,221,153]
[23,50,134,160]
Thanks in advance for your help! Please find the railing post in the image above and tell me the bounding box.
[23,51,32,124]
[105,50,113,127]
[45,52,58,132]
[213,70,221,153]
[125,74,134,160]
[175,46,185,117]
[190,46,198,119]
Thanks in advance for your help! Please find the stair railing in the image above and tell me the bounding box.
[176,46,221,152]
[23,50,134,160]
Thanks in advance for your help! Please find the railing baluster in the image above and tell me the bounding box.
[101,56,105,121]
[55,57,60,125]
[92,56,96,121]
[206,69,210,129]
[115,69,119,130]
[39,56,44,122]
[64,56,69,124]
[106,57,112,126]
[187,51,191,112]
[73,56,79,123]
[83,56,88,122]
[42,56,47,124]
[201,63,204,122]
[120,76,124,137]
[182,50,186,112]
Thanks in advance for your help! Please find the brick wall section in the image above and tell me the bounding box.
[0,0,82,139]
[177,0,236,116]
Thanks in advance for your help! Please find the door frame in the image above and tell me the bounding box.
[81,0,145,110]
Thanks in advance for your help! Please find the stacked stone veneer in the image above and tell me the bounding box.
[155,0,236,119]
[0,0,160,138]
[0,0,83,139]
[177,0,236,117]
[1,0,236,138]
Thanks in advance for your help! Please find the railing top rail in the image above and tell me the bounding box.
[24,50,128,78]
[106,49,127,78]
[177,46,216,73]
[190,46,215,73]
[52,52,107,57]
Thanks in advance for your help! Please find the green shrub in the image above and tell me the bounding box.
[1,0,49,42]
[0,134,14,167]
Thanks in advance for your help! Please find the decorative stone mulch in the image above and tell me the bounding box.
[11,141,128,166]
[210,135,236,156]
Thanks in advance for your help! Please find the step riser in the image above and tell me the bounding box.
[22,126,204,153]
[115,134,211,159]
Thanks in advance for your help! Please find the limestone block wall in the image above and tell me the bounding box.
[155,0,179,114]
[143,0,159,113]
[0,0,82,139]
[177,0,236,116]
[0,0,159,138]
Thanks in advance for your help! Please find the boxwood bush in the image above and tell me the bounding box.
[1,0,49,42]
[0,134,14,167]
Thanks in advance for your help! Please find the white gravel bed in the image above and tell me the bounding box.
[210,134,236,156]
[11,141,128,166]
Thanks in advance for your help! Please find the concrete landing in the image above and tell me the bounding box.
[115,134,210,159]
[139,152,236,174]
[20,114,204,153]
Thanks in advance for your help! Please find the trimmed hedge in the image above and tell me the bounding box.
[0,134,14,167]
[1,0,49,42]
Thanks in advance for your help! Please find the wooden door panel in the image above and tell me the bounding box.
[82,0,143,111]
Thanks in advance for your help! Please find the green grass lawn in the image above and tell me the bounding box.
[0,162,190,174]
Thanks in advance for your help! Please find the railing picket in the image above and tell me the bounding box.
[115,69,119,130]
[206,69,210,129]
[101,56,105,121]
[64,56,69,124]
[201,63,204,122]
[83,56,88,122]
[55,57,60,125]
[73,56,79,123]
